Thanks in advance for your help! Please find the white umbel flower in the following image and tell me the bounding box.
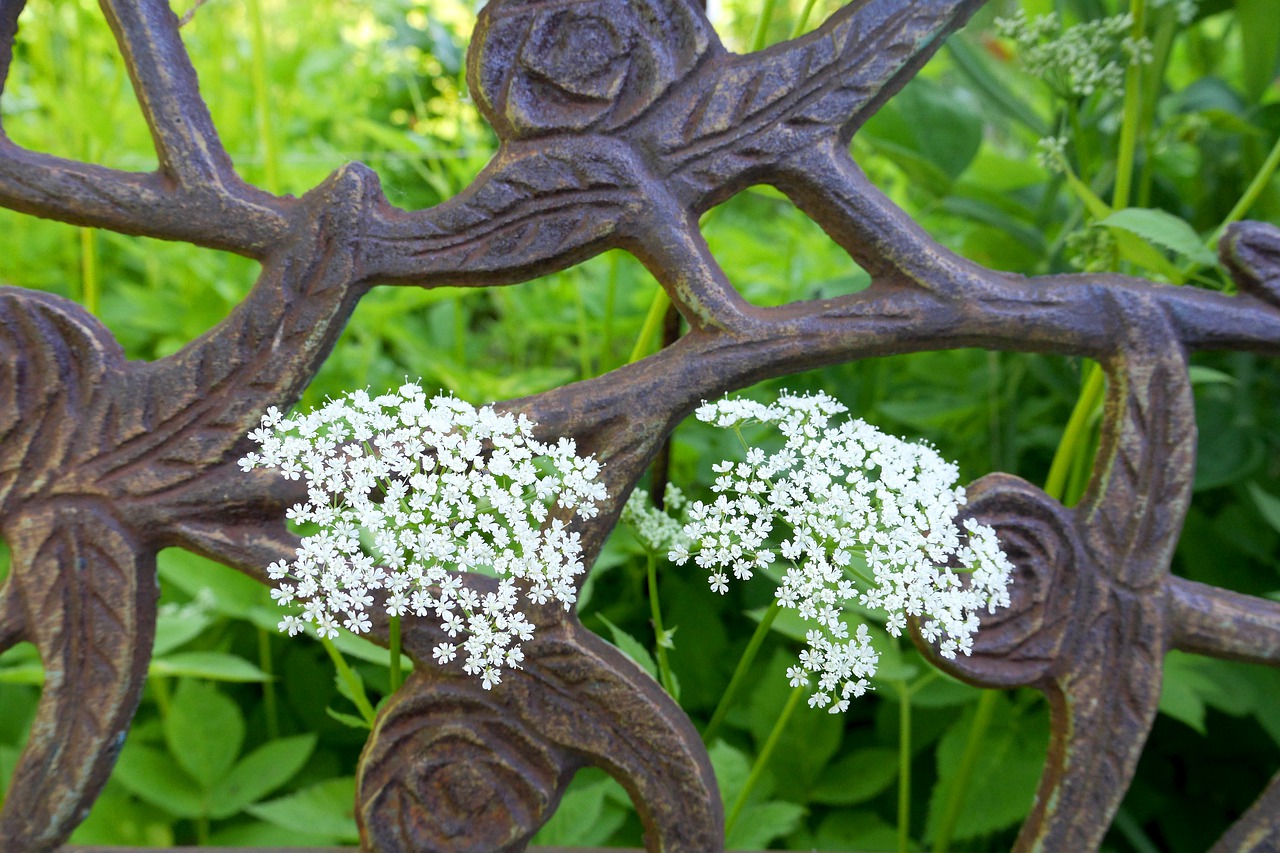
[242,382,606,688]
[671,390,1013,712]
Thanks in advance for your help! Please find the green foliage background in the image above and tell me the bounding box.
[0,0,1279,849]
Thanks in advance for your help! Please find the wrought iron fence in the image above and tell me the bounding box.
[1,0,1279,850]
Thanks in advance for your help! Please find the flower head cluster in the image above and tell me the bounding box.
[621,483,690,554]
[996,10,1149,99]
[669,391,1013,713]
[240,383,607,689]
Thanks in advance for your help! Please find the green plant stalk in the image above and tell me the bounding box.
[1044,365,1105,503]
[319,635,377,725]
[647,553,677,696]
[602,252,620,370]
[1066,100,1093,184]
[248,0,280,193]
[898,682,912,853]
[1211,133,1280,246]
[790,0,821,39]
[79,228,99,316]
[574,282,594,379]
[628,288,671,364]
[389,615,403,693]
[703,599,781,744]
[1112,0,1148,210]
[932,689,999,853]
[73,5,99,317]
[749,0,781,52]
[724,682,805,839]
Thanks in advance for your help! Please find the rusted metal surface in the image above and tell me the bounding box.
[0,0,1279,851]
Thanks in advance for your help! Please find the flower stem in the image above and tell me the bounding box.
[724,682,805,839]
[247,0,280,193]
[1044,365,1105,504]
[319,635,377,726]
[647,554,677,696]
[1211,132,1280,246]
[748,0,781,52]
[932,689,999,853]
[790,0,820,38]
[703,599,781,744]
[389,615,403,694]
[1112,0,1148,210]
[897,681,912,853]
[628,288,671,364]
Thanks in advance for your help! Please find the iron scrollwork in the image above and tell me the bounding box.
[0,0,1279,850]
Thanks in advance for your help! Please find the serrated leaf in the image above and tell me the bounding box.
[150,651,274,683]
[1101,208,1218,268]
[246,777,360,842]
[112,742,207,819]
[210,734,317,818]
[164,680,245,789]
[809,747,899,805]
[595,614,659,679]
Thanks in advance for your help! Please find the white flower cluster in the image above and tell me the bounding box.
[240,383,607,690]
[996,10,1150,99]
[669,392,1013,713]
[621,483,690,554]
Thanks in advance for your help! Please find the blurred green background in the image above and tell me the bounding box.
[1,0,1279,849]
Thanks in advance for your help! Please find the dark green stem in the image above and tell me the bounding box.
[703,599,781,744]
[897,682,912,853]
[647,554,677,696]
[724,683,805,838]
[932,690,999,853]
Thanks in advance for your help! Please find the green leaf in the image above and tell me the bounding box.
[808,747,899,806]
[150,651,274,683]
[924,695,1049,842]
[531,770,628,846]
[208,821,341,848]
[152,609,213,657]
[246,777,360,842]
[1158,652,1217,734]
[1188,366,1238,387]
[164,680,245,789]
[708,740,754,807]
[325,706,373,730]
[813,809,906,852]
[210,734,317,819]
[727,799,807,850]
[1248,483,1280,535]
[0,663,43,685]
[112,743,207,819]
[1100,208,1218,268]
[595,614,659,680]
[68,786,177,846]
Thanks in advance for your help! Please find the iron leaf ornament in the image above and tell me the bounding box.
[0,0,1279,850]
